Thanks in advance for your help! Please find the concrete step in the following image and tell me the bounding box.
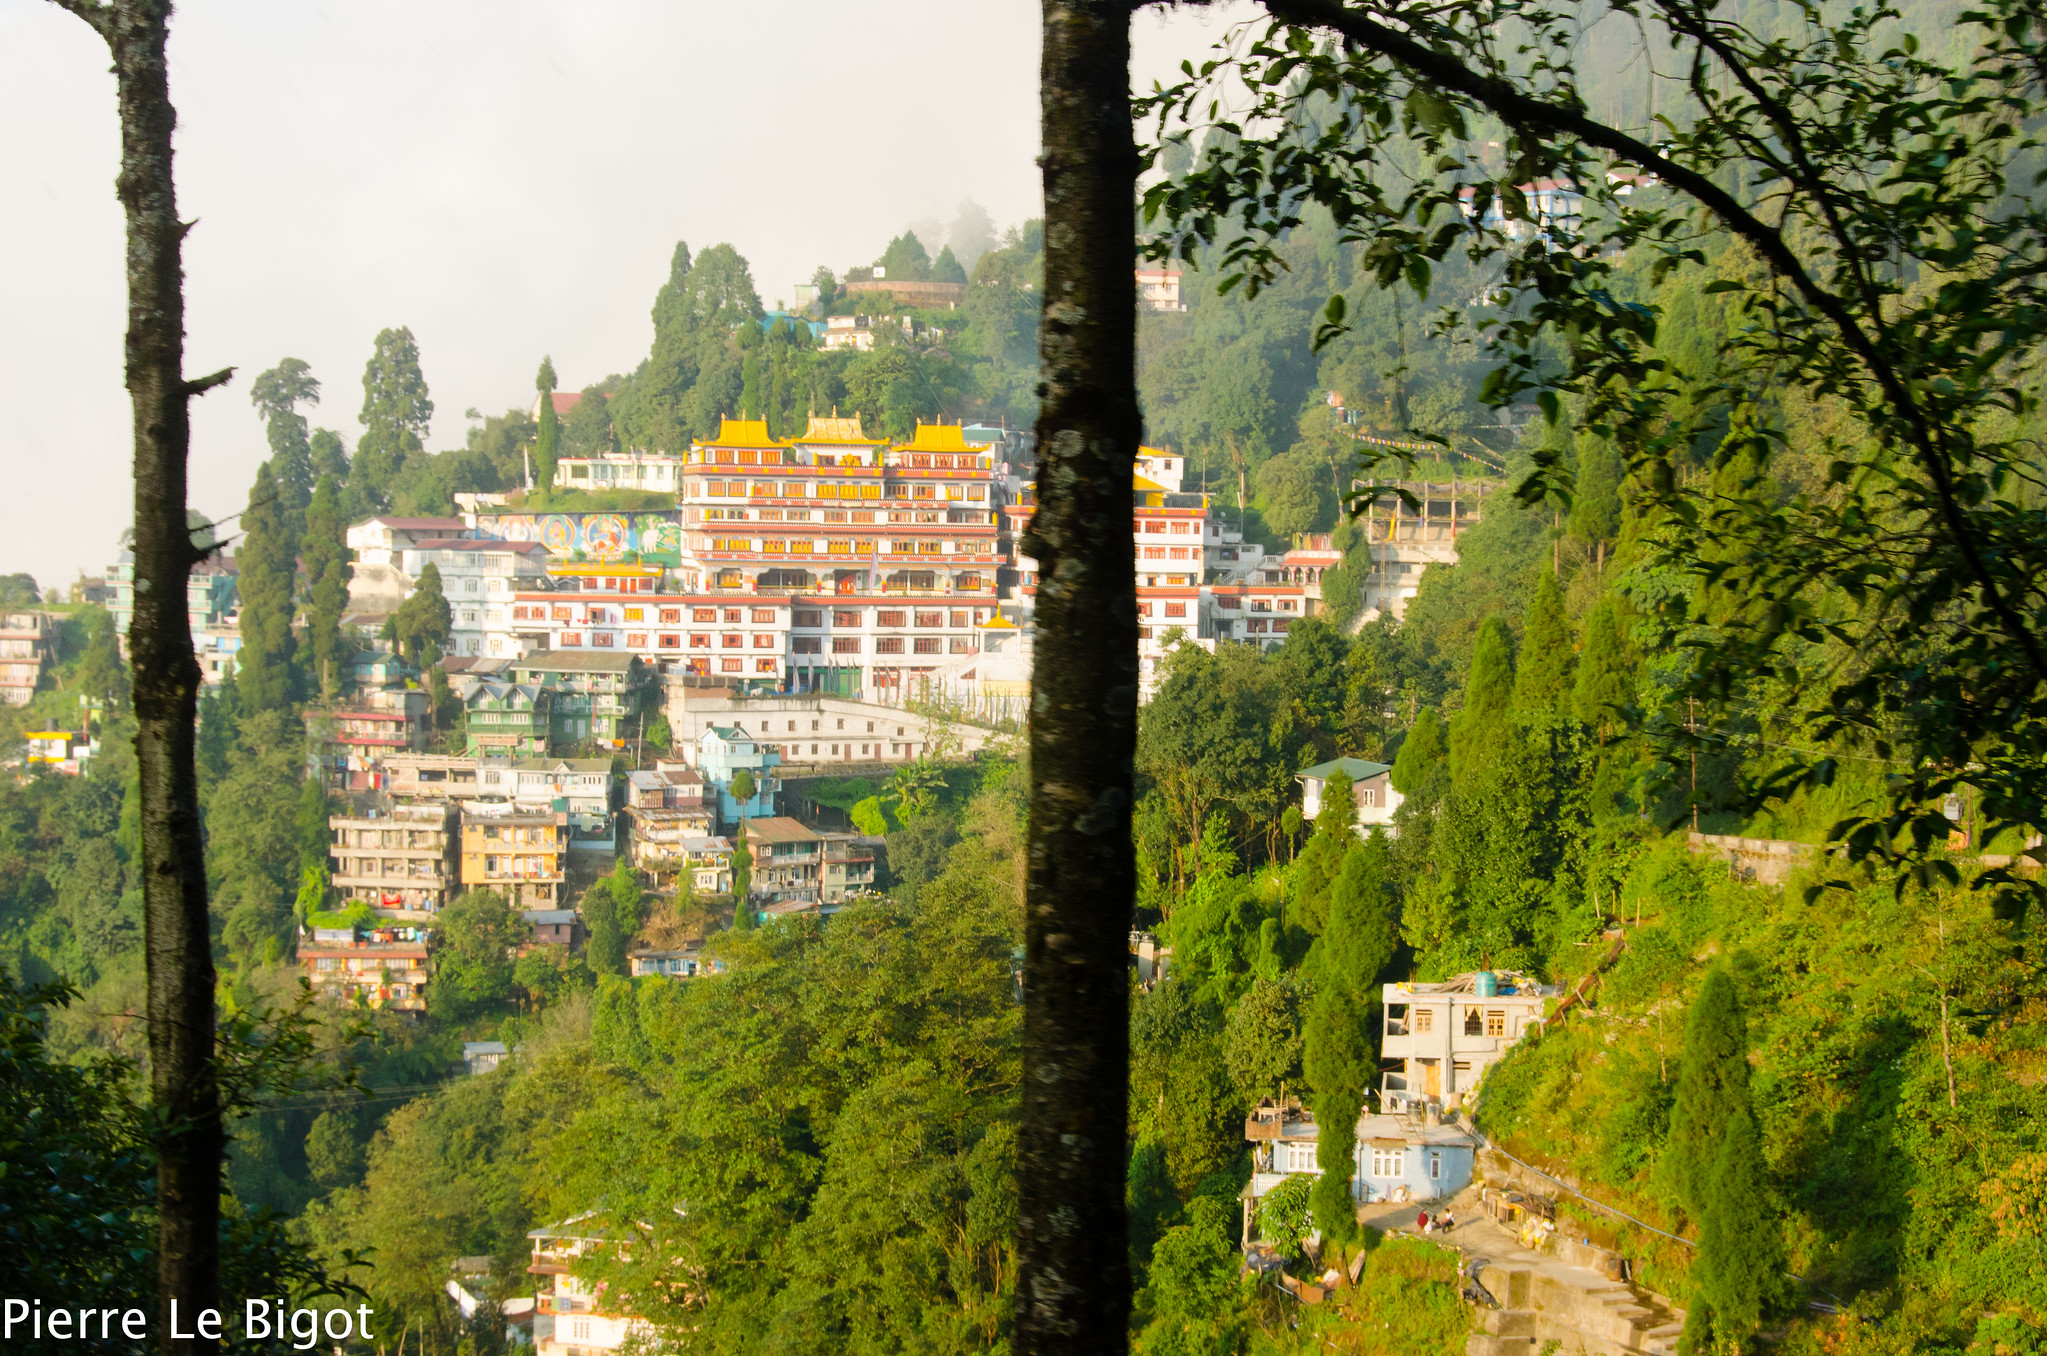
[1644,1322,1686,1339]
[1483,1311,1537,1338]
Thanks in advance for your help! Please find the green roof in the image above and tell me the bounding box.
[1296,757,1392,782]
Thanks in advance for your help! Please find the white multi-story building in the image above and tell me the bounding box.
[554,450,689,494]
[1379,971,1556,1112]
[393,539,555,657]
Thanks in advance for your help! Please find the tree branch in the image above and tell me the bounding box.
[1258,0,2047,687]
[49,0,113,40]
[183,367,235,397]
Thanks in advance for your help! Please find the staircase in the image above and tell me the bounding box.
[1462,1232,1687,1356]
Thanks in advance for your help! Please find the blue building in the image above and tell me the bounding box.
[697,725,781,828]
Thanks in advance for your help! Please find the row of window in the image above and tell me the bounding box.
[694,480,991,502]
[700,538,996,556]
[790,637,976,655]
[1138,547,1198,560]
[1136,602,1191,619]
[1393,1008,1511,1037]
[687,449,993,470]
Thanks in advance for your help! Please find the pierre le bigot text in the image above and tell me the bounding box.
[3,1297,377,1348]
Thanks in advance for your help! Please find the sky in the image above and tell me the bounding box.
[0,0,1255,590]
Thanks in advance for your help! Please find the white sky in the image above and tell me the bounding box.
[2,0,1256,590]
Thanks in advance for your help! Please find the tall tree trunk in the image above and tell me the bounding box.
[1018,3,1139,1352]
[52,3,229,1351]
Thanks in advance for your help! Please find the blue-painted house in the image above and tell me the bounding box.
[697,725,781,828]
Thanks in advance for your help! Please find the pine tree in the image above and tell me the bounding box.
[354,326,433,514]
[1664,965,1753,1224]
[234,462,301,712]
[310,428,350,484]
[1514,573,1574,723]
[1292,771,1356,933]
[583,888,625,976]
[296,774,330,878]
[249,358,320,544]
[1567,431,1624,555]
[608,859,643,938]
[534,356,559,500]
[932,244,969,284]
[301,473,350,699]
[1574,601,1635,742]
[1451,616,1516,784]
[393,562,453,664]
[1682,1102,1788,1356]
[731,820,753,929]
[1390,708,1445,797]
[1323,831,1399,992]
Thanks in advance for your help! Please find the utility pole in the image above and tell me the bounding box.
[1689,696,1700,833]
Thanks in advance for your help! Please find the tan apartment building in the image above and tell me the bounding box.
[0,610,55,705]
[329,803,460,913]
[460,806,568,906]
[297,923,431,1014]
[1379,970,1556,1112]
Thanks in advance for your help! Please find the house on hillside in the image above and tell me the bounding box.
[1296,756,1403,835]
[1380,971,1555,1112]
[743,816,823,901]
[696,725,781,826]
[1239,1098,1481,1249]
[529,1218,650,1356]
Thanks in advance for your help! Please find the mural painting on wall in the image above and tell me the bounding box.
[472,512,684,565]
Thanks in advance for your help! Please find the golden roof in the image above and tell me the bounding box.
[701,418,783,449]
[796,414,884,445]
[1133,474,1168,492]
[899,422,996,453]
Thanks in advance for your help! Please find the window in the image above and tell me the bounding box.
[722,634,742,649]
[1165,602,1187,618]
[875,637,904,654]
[949,638,977,653]
[833,609,862,628]
[1464,1008,1484,1036]
[949,610,969,626]
[721,658,742,673]
[752,608,776,624]
[878,610,905,627]
[1286,1143,1319,1173]
[1485,1010,1507,1037]
[693,608,717,623]
[752,634,774,649]
[660,607,682,624]
[832,637,861,654]
[1413,1007,1434,1034]
[1362,789,1378,807]
[626,632,648,648]
[793,636,822,654]
[913,637,941,654]
[914,610,942,627]
[755,659,777,673]
[794,610,822,627]
[1371,1148,1405,1178]
[624,606,644,621]
[690,634,710,648]
[723,608,742,623]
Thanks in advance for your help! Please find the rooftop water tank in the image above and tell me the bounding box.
[1474,970,1498,998]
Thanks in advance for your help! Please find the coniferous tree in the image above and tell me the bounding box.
[392,562,453,664]
[932,244,969,285]
[1663,965,1752,1223]
[1686,1105,1788,1356]
[731,820,753,929]
[1451,616,1516,783]
[1514,573,1574,723]
[1292,771,1356,933]
[309,428,350,485]
[296,774,330,879]
[1391,707,1445,797]
[234,463,300,712]
[249,358,320,544]
[534,356,559,500]
[1574,601,1635,744]
[582,884,626,977]
[353,326,433,515]
[301,473,350,699]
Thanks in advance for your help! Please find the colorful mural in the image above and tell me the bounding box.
[472,511,685,566]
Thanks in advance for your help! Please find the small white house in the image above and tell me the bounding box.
[1240,1099,1481,1248]
[1296,757,1403,835]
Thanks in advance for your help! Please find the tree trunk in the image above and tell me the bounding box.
[1018,3,1139,1352]
[52,2,227,1351]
